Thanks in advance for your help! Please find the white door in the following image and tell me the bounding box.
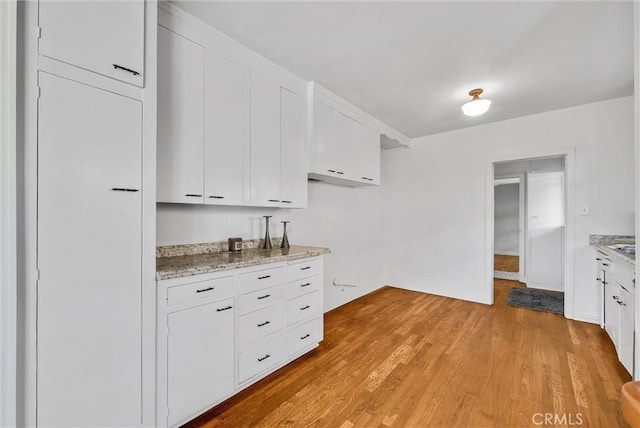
[157,26,205,204]
[619,286,634,375]
[527,172,564,291]
[280,87,307,208]
[357,123,380,184]
[39,0,144,86]
[167,299,235,426]
[203,49,245,206]
[37,72,142,426]
[249,69,281,206]
[605,281,620,350]
[335,111,361,179]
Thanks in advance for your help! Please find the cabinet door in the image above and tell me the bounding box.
[168,299,235,427]
[39,0,144,86]
[37,72,142,427]
[335,111,360,178]
[250,70,281,206]
[280,87,308,208]
[618,286,634,375]
[358,124,381,184]
[604,281,620,350]
[204,49,245,206]
[157,26,205,204]
[312,100,336,175]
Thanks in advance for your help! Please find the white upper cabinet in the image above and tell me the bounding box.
[309,84,381,187]
[204,50,245,206]
[38,0,144,86]
[280,87,308,208]
[249,69,282,207]
[157,26,205,204]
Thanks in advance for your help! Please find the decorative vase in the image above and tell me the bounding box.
[281,221,290,249]
[261,216,272,249]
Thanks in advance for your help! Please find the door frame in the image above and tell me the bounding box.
[494,173,526,282]
[484,147,576,319]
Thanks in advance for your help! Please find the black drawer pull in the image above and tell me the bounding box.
[328,169,336,173]
[603,263,610,266]
[268,199,280,202]
[185,194,202,197]
[603,281,608,285]
[113,64,140,76]
[300,282,311,287]
[258,275,271,280]
[300,333,310,340]
[257,294,271,300]
[208,195,225,199]
[112,187,139,192]
[613,295,619,300]
[617,300,626,306]
[216,305,233,312]
[257,354,270,362]
[300,305,310,311]
[196,287,214,293]
[301,266,311,271]
[596,258,602,261]
[282,200,292,204]
[336,171,344,175]
[257,320,271,327]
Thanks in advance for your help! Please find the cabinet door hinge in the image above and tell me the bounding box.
[37,85,41,99]
[36,268,41,281]
[36,26,42,40]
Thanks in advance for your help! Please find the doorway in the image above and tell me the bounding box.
[488,152,572,316]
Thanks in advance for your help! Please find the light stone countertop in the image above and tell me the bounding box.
[590,235,635,267]
[156,244,331,280]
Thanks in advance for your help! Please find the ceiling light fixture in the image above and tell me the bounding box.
[461,88,492,117]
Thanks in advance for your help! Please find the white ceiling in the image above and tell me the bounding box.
[174,1,634,138]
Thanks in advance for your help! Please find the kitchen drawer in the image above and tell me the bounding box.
[238,266,285,294]
[615,263,635,292]
[238,333,283,384]
[286,318,319,357]
[167,276,233,306]
[238,284,283,315]
[286,291,319,326]
[287,258,321,282]
[238,303,283,348]
[285,275,321,300]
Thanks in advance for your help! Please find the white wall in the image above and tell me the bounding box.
[494,183,519,256]
[380,96,634,321]
[157,179,388,312]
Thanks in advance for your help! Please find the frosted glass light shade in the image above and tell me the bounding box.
[461,98,492,116]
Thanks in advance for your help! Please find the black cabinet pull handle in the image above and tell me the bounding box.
[603,281,608,285]
[257,320,271,327]
[300,305,310,311]
[196,287,214,293]
[268,199,280,202]
[361,177,368,180]
[282,200,292,204]
[300,282,311,287]
[208,195,225,199]
[257,354,270,362]
[328,169,336,173]
[113,64,140,76]
[257,294,271,300]
[258,275,271,280]
[603,263,610,266]
[301,266,311,271]
[185,194,202,197]
[216,305,233,312]
[336,171,344,175]
[112,187,139,192]
[617,300,626,306]
[613,295,619,300]
[300,333,310,340]
[596,258,602,261]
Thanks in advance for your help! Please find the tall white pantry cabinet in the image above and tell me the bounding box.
[20,1,157,426]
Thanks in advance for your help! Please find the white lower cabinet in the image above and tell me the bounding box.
[157,255,324,427]
[167,298,235,427]
[597,252,635,376]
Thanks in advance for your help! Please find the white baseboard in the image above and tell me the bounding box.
[572,312,599,325]
[494,251,519,256]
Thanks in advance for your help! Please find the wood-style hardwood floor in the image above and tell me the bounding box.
[495,254,519,272]
[186,282,630,428]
